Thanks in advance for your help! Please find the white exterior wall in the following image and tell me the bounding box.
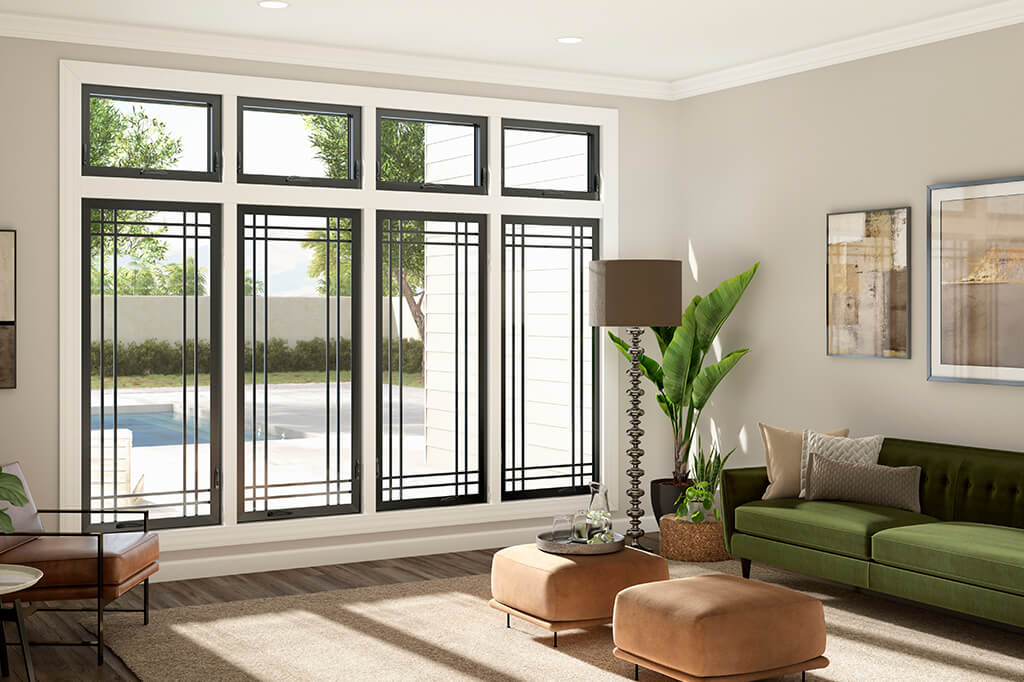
[516,250,593,475]
[91,295,420,345]
[421,236,480,470]
[422,131,591,480]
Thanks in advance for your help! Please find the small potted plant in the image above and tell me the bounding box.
[658,438,733,562]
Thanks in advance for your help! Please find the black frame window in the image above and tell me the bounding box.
[82,84,222,182]
[376,109,488,195]
[82,199,222,530]
[377,211,487,510]
[502,216,599,500]
[237,97,362,188]
[501,119,599,200]
[239,206,362,521]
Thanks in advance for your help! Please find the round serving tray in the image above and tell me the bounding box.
[536,531,625,555]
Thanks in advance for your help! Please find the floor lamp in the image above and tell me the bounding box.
[589,259,682,548]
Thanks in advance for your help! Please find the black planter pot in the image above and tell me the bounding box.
[650,477,693,520]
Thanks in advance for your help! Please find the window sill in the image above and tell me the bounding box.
[158,494,601,553]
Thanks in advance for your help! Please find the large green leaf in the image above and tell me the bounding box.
[607,331,664,389]
[662,296,701,405]
[0,509,11,534]
[0,472,29,508]
[655,393,676,421]
[691,348,750,409]
[651,326,677,356]
[694,263,759,351]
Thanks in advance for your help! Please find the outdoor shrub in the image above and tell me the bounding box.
[382,338,424,374]
[90,338,210,376]
[91,336,369,377]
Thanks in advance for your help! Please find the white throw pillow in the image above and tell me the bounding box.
[799,431,884,498]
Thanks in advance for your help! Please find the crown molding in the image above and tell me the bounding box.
[2,3,1024,103]
[0,12,674,100]
[668,0,1024,100]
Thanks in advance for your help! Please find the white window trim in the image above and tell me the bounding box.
[59,60,620,555]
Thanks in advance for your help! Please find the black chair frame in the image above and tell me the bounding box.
[1,509,151,670]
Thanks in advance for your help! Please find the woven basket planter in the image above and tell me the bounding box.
[658,515,730,562]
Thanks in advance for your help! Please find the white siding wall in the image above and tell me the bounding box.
[421,234,479,470]
[421,129,590,482]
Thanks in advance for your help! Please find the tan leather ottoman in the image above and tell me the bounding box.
[613,574,829,681]
[489,544,669,646]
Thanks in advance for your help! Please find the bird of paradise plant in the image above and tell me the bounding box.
[609,262,758,482]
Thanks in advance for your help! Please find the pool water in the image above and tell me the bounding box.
[91,412,213,447]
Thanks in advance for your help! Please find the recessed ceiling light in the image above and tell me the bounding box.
[258,1,289,8]
[556,36,583,45]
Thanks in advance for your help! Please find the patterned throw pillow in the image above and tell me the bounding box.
[805,453,922,512]
[799,431,884,498]
[759,424,849,500]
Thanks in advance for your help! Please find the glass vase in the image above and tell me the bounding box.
[586,481,612,538]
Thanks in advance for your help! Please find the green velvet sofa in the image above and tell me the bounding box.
[721,438,1024,628]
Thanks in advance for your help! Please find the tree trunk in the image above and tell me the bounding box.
[674,432,692,483]
[399,276,425,340]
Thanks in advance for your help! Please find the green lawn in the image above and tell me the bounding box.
[91,370,423,389]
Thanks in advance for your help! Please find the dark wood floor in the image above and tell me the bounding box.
[15,546,505,681]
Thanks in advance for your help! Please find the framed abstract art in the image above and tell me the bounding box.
[827,207,910,359]
[0,229,14,388]
[928,176,1024,386]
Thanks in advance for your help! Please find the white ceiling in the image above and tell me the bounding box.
[1,0,1022,96]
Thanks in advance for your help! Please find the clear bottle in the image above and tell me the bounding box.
[586,481,612,539]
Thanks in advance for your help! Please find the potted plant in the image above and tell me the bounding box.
[658,438,733,561]
[608,262,758,519]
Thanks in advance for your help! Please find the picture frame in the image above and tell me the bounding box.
[0,228,14,389]
[826,207,910,359]
[928,175,1024,386]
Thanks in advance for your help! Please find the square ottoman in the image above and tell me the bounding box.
[489,544,669,646]
[613,574,829,681]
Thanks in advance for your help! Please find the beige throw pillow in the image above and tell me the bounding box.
[800,431,884,498]
[805,453,922,512]
[760,424,849,500]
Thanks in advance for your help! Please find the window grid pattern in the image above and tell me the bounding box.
[240,207,361,520]
[503,217,599,500]
[377,212,487,510]
[83,200,221,530]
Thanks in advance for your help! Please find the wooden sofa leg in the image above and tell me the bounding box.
[740,558,751,579]
[144,578,150,626]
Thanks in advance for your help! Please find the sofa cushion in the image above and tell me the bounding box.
[734,499,936,559]
[872,522,1024,596]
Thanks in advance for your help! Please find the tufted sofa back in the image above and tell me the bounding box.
[879,438,1024,528]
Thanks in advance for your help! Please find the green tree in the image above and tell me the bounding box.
[243,270,264,296]
[302,117,428,339]
[88,98,185,289]
[92,257,208,296]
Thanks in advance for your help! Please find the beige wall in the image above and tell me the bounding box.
[670,23,1024,472]
[3,21,1022,533]
[0,36,678,512]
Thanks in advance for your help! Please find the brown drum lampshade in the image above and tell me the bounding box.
[589,260,682,326]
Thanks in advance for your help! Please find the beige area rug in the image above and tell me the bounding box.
[102,561,1024,681]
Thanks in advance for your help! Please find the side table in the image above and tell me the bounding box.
[0,565,42,682]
